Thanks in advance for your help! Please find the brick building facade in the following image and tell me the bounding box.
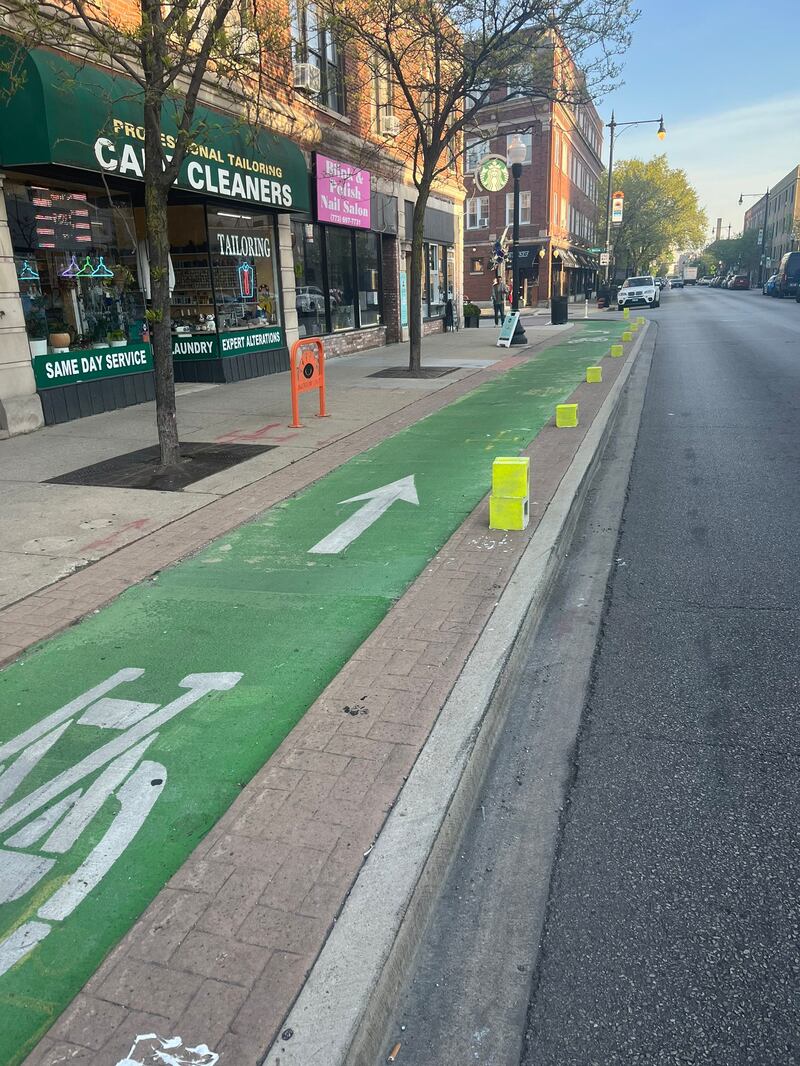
[743,164,800,285]
[463,38,603,309]
[0,4,463,432]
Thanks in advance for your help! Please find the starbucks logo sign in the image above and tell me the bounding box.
[477,156,510,192]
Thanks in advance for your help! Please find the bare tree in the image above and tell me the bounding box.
[332,0,636,372]
[1,0,288,464]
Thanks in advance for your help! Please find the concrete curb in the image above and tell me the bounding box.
[263,323,652,1066]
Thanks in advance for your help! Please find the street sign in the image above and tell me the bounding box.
[600,252,610,266]
[496,311,521,348]
[757,228,764,246]
[611,191,624,224]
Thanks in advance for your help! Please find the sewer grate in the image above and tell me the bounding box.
[46,442,275,492]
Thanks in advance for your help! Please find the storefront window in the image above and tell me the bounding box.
[7,182,146,351]
[168,205,214,337]
[326,226,355,331]
[420,240,451,319]
[356,231,381,327]
[206,207,280,333]
[292,220,327,337]
[429,244,444,317]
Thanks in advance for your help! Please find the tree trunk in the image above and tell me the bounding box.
[144,104,180,467]
[408,182,431,374]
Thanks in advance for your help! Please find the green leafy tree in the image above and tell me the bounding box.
[705,229,759,275]
[600,155,707,278]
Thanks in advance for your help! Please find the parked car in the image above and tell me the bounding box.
[729,275,750,290]
[295,286,326,313]
[655,277,667,289]
[775,251,800,298]
[669,275,684,289]
[617,275,660,310]
[763,273,778,296]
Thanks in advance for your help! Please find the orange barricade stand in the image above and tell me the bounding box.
[289,337,328,428]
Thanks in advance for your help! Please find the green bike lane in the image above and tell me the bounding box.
[0,321,626,1062]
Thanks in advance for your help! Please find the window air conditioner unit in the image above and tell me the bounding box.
[380,114,400,137]
[294,62,321,94]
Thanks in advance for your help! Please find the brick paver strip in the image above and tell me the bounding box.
[2,337,565,669]
[21,335,633,1065]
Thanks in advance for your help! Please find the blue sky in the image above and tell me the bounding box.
[594,0,800,245]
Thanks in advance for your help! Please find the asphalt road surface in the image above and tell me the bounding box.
[378,286,800,1065]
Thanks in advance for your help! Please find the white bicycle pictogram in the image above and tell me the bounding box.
[0,668,242,977]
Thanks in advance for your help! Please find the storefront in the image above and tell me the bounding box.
[0,41,310,424]
[290,153,398,351]
[402,202,457,323]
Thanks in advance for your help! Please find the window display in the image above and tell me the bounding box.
[206,207,280,334]
[292,221,327,338]
[326,226,355,331]
[7,181,146,354]
[356,231,381,327]
[292,218,384,334]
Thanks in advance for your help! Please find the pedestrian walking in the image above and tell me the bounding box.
[491,278,509,325]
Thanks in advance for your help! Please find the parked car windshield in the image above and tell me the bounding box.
[625,277,652,287]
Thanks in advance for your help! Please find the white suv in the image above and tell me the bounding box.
[617,275,660,310]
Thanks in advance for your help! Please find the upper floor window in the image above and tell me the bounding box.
[373,55,393,131]
[506,190,531,226]
[291,1,345,115]
[505,132,532,165]
[467,196,490,229]
[465,138,486,173]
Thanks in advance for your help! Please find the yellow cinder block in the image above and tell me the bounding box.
[630,323,639,332]
[610,344,624,357]
[637,316,646,325]
[622,307,630,318]
[556,403,578,428]
[492,456,529,499]
[489,494,529,531]
[586,366,602,383]
[622,331,632,342]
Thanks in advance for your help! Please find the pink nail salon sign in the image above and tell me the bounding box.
[315,153,371,229]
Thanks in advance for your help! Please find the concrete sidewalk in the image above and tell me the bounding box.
[0,316,572,619]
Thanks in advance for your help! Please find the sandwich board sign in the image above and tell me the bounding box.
[497,311,521,348]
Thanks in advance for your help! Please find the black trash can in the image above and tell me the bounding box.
[551,295,569,325]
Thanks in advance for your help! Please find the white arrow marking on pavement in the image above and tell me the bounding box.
[308,475,419,555]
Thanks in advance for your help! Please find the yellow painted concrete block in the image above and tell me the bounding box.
[586,366,602,383]
[622,331,632,342]
[489,494,529,531]
[556,403,578,428]
[623,307,630,319]
[637,316,646,325]
[630,323,639,332]
[610,344,624,357]
[492,456,529,499]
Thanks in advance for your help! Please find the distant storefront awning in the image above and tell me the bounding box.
[554,248,579,268]
[0,39,310,213]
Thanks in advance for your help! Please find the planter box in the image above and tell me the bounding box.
[464,316,480,328]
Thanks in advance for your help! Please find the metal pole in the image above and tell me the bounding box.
[762,187,770,287]
[512,162,521,312]
[510,161,527,345]
[604,112,616,285]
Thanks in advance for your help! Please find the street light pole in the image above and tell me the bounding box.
[604,112,616,285]
[739,188,770,286]
[603,113,666,285]
[508,135,528,346]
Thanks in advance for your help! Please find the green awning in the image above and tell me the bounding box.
[0,40,310,213]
